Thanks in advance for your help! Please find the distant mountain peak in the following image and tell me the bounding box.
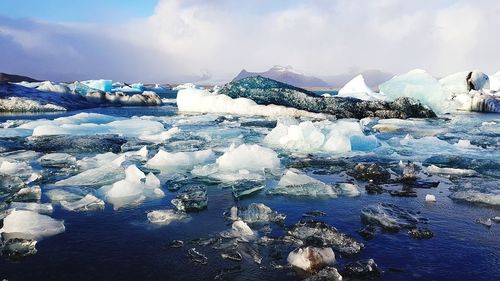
[232,65,328,88]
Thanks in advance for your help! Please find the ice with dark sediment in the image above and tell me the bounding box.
[171,186,208,212]
[287,246,336,272]
[286,220,364,255]
[233,203,286,224]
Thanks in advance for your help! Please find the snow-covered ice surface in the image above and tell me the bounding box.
[0,94,499,281]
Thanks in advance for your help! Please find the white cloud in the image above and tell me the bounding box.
[1,0,499,82]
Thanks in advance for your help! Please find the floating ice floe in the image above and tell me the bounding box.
[267,169,338,198]
[236,203,285,224]
[60,194,105,212]
[139,127,180,144]
[171,186,207,212]
[287,220,364,255]
[147,209,190,225]
[39,153,76,168]
[449,180,500,206]
[361,203,427,231]
[379,69,447,113]
[228,220,255,241]
[99,165,164,209]
[264,119,378,154]
[0,160,32,175]
[9,202,53,214]
[0,210,65,240]
[287,246,335,272]
[338,75,387,101]
[192,144,279,182]
[146,149,215,172]
[177,88,326,118]
[426,164,476,176]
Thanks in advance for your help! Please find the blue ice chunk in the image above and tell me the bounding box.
[350,135,379,151]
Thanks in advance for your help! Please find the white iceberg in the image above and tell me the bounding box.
[99,165,164,209]
[0,210,65,240]
[146,149,215,172]
[338,75,387,101]
[265,119,378,154]
[216,143,280,172]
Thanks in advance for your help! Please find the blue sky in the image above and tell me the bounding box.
[0,0,158,22]
[0,0,499,83]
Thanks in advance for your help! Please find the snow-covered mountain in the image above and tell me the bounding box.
[233,65,329,88]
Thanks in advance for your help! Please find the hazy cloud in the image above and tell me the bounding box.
[1,0,499,82]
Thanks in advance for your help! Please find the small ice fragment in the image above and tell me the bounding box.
[147,209,189,225]
[188,248,208,265]
[60,194,105,212]
[230,220,255,241]
[171,186,207,212]
[425,194,436,202]
[477,218,492,227]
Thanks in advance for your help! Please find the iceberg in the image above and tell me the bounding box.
[60,194,105,211]
[439,71,490,96]
[146,149,215,172]
[379,69,446,113]
[237,203,285,224]
[216,144,279,172]
[265,119,378,154]
[287,246,335,272]
[217,76,435,119]
[100,165,164,209]
[489,71,500,91]
[338,75,387,101]
[0,210,65,240]
[81,79,112,92]
[268,169,338,198]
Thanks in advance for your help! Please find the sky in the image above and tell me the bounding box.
[0,0,499,83]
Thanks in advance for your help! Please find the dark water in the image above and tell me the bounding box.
[0,102,499,281]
